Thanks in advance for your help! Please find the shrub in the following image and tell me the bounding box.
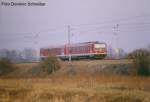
[0,58,14,75]
[40,56,61,74]
[128,49,150,76]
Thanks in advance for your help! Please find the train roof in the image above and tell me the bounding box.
[76,41,105,44]
[41,41,106,49]
[68,41,106,46]
[41,45,64,49]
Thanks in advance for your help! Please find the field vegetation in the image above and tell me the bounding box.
[0,75,149,102]
[40,56,61,74]
[0,58,149,102]
[0,58,15,75]
[128,49,150,76]
[0,50,150,102]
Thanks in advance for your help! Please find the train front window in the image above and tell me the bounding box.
[94,44,106,51]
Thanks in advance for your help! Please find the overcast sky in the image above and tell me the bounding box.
[0,0,150,52]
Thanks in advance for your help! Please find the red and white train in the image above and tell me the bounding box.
[40,41,107,60]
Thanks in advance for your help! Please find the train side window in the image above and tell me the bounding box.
[83,47,84,51]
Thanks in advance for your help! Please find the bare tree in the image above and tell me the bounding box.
[0,49,11,59]
[21,48,37,62]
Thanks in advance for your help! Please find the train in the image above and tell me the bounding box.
[40,41,107,60]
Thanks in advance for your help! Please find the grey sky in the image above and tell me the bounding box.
[0,0,150,52]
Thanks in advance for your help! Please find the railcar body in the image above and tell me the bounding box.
[40,41,107,60]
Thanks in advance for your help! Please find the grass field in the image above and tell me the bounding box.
[0,60,149,102]
[0,75,150,102]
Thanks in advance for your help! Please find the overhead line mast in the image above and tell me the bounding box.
[68,25,71,62]
[113,24,119,59]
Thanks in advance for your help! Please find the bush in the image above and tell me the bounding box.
[40,56,61,74]
[128,49,150,76]
[0,58,14,75]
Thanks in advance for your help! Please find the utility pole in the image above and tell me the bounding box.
[34,34,39,62]
[113,24,119,47]
[0,2,2,24]
[68,25,71,62]
[113,24,119,59]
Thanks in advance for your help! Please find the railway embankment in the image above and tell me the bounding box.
[2,59,133,78]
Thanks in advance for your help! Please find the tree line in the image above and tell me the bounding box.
[0,48,37,63]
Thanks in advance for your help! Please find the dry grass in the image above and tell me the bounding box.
[14,59,132,68]
[0,75,149,102]
[0,60,149,102]
[61,59,132,66]
[8,60,132,78]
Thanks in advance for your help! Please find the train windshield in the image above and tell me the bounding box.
[94,44,106,50]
